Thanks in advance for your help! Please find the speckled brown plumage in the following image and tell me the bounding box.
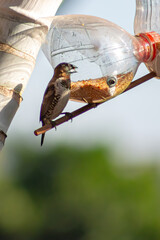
[40,63,77,146]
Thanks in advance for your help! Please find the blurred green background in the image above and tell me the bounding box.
[0,143,160,240]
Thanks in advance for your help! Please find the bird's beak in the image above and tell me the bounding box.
[69,65,78,74]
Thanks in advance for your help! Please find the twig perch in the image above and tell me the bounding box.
[34,72,156,136]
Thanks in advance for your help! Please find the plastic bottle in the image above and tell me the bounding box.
[134,0,160,76]
[43,14,160,103]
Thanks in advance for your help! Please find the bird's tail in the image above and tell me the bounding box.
[41,133,45,146]
[41,121,45,146]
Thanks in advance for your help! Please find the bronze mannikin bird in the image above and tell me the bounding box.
[40,63,77,146]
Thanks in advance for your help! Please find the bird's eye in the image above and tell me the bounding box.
[106,76,117,88]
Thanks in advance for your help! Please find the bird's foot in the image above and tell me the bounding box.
[50,120,57,130]
[61,112,73,122]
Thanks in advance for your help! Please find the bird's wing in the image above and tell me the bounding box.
[40,84,56,121]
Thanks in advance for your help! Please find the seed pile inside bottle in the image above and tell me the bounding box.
[70,71,133,103]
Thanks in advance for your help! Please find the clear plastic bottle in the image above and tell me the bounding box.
[43,14,160,103]
[134,0,160,76]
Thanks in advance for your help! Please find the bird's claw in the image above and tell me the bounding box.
[61,112,73,122]
[50,120,57,130]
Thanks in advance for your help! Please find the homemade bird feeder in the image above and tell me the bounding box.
[34,0,160,136]
[43,6,160,104]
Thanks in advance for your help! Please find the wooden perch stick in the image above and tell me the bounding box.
[123,71,156,92]
[34,71,156,136]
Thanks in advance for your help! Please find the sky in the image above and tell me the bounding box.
[5,0,160,161]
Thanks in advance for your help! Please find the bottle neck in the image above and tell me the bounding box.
[135,31,160,62]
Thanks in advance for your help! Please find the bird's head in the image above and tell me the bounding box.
[55,63,77,76]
